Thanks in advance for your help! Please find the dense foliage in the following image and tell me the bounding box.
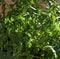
[0,0,60,59]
